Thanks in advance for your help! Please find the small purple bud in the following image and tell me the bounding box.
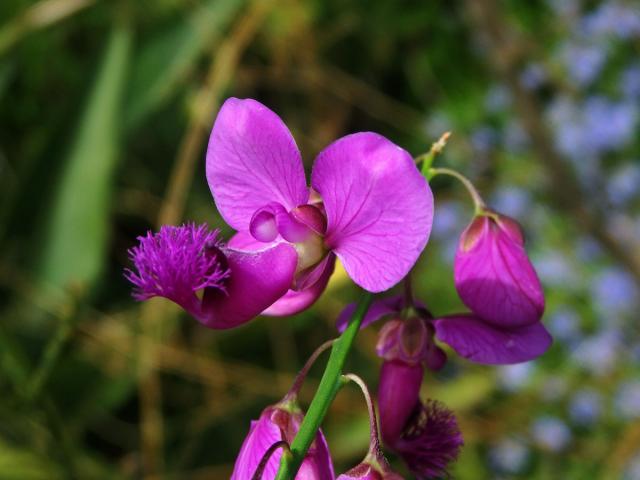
[455,212,545,328]
[231,405,334,480]
[378,360,423,447]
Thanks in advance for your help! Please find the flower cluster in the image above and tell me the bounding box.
[125,98,552,479]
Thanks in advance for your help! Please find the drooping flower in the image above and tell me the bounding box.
[454,211,544,327]
[232,404,334,480]
[125,223,298,329]
[206,98,433,315]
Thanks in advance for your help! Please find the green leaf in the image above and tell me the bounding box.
[124,0,244,129]
[39,21,132,294]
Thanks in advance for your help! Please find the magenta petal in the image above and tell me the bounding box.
[227,230,270,251]
[199,243,297,329]
[206,98,309,232]
[433,314,553,365]
[231,415,282,480]
[454,215,545,328]
[311,132,433,292]
[263,257,335,316]
[231,407,334,480]
[335,295,404,333]
[378,360,423,448]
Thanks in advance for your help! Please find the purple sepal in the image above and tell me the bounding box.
[231,406,334,480]
[336,296,405,333]
[200,244,298,329]
[454,213,545,328]
[433,314,553,365]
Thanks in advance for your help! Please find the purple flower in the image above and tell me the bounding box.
[125,223,298,329]
[206,98,433,315]
[454,213,545,327]
[231,405,334,480]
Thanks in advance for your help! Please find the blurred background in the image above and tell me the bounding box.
[1,0,640,478]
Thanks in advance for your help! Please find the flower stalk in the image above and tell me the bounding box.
[275,292,374,480]
[427,167,486,214]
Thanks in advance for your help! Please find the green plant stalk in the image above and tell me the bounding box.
[275,292,374,480]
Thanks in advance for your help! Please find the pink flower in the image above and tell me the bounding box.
[125,223,298,329]
[206,98,433,315]
[454,212,545,327]
[232,405,334,480]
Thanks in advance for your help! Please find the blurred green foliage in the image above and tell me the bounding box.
[1,0,640,479]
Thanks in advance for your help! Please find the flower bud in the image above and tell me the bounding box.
[454,212,544,328]
[378,360,423,447]
[231,404,334,480]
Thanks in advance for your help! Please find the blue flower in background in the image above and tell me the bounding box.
[620,64,640,99]
[572,329,623,376]
[503,121,530,153]
[498,363,535,392]
[531,416,572,451]
[560,42,607,87]
[575,236,603,263]
[569,389,602,426]
[471,125,498,154]
[624,455,640,480]
[485,84,511,113]
[607,162,640,207]
[488,438,530,474]
[547,95,638,165]
[583,97,638,153]
[520,62,547,90]
[547,308,582,345]
[582,2,640,40]
[533,251,579,288]
[591,267,638,320]
[490,186,532,219]
[546,0,581,17]
[547,96,590,161]
[615,381,640,420]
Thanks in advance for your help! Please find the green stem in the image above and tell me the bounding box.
[428,167,486,214]
[275,292,374,480]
